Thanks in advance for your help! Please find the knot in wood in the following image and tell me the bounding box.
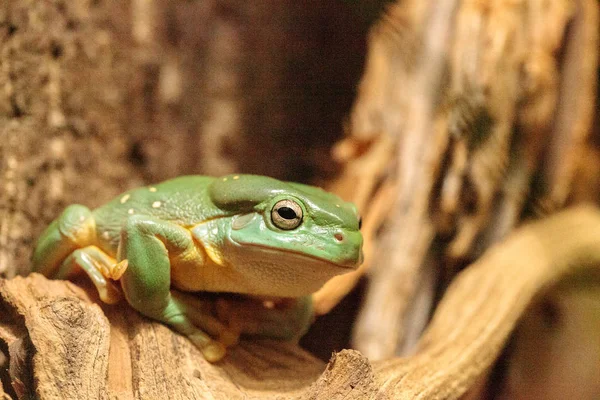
[44,297,87,327]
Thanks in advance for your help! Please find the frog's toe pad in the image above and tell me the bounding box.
[187,331,227,362]
[202,342,227,362]
[98,282,123,304]
[109,259,128,280]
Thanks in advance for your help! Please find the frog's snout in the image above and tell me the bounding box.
[332,230,363,269]
[334,232,345,242]
[338,248,363,269]
[354,247,364,268]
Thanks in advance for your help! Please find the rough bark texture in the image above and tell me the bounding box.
[0,0,369,279]
[350,0,600,359]
[1,207,600,398]
[0,0,143,278]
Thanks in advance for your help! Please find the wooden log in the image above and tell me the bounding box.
[0,274,377,399]
[1,206,600,399]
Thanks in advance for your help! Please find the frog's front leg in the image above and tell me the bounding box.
[117,215,234,362]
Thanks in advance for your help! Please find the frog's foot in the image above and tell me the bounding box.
[158,296,233,362]
[108,259,128,280]
[171,291,240,347]
[215,295,314,341]
[57,245,123,304]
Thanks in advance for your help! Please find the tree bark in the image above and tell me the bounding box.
[350,0,600,360]
[1,206,600,398]
[0,0,368,279]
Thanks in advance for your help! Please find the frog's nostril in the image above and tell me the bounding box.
[334,233,344,242]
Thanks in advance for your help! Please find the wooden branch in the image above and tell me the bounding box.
[0,274,377,399]
[352,0,459,360]
[2,206,600,398]
[374,205,600,399]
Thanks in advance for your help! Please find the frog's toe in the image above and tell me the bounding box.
[98,281,123,304]
[203,342,227,362]
[171,292,239,346]
[109,259,128,280]
[188,332,227,362]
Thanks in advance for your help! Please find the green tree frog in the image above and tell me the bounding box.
[32,174,363,362]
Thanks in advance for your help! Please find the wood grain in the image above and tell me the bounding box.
[2,206,600,399]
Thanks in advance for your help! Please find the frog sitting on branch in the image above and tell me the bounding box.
[32,174,363,362]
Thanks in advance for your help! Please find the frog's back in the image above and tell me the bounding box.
[93,176,221,250]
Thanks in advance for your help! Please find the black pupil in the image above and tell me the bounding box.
[358,217,362,230]
[277,206,297,220]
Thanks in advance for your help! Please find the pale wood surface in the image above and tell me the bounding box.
[2,207,600,399]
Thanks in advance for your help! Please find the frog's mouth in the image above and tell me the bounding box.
[239,242,360,270]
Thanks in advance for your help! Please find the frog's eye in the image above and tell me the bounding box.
[271,199,303,230]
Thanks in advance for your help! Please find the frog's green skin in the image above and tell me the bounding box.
[32,174,363,361]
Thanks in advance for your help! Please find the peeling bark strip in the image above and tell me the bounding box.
[351,0,599,360]
[301,350,378,399]
[1,207,600,398]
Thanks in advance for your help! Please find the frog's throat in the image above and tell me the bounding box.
[240,242,358,270]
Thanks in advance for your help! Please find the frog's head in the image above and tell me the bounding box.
[206,174,363,296]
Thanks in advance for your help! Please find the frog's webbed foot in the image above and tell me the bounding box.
[158,297,229,362]
[216,295,314,341]
[118,214,235,362]
[171,291,240,347]
[57,245,123,304]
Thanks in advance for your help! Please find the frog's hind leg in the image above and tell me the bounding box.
[58,246,123,304]
[32,204,97,277]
